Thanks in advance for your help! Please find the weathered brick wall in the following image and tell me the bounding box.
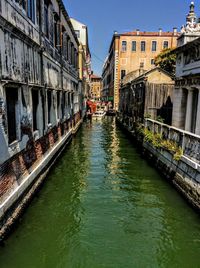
[0,112,81,202]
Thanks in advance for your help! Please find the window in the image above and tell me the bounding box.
[44,2,49,38]
[47,91,52,124]
[140,62,144,69]
[141,41,146,52]
[41,91,46,131]
[68,92,71,107]
[36,0,40,25]
[71,93,74,108]
[121,70,126,80]
[15,0,27,10]
[68,40,71,63]
[62,92,66,118]
[57,91,60,119]
[163,41,169,49]
[62,29,67,59]
[152,41,157,52]
[15,0,35,22]
[76,51,78,68]
[107,74,111,84]
[54,13,60,49]
[6,88,18,144]
[75,30,80,38]
[72,47,75,67]
[66,36,69,61]
[151,59,155,65]
[132,41,136,52]
[32,89,39,131]
[121,41,127,52]
[27,0,35,23]
[71,44,74,66]
[74,49,78,68]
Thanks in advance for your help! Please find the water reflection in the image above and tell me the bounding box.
[0,118,200,267]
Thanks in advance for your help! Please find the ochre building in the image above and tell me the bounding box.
[90,74,102,101]
[102,29,178,109]
[70,18,92,116]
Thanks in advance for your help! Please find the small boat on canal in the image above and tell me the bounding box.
[92,110,106,120]
[106,109,116,116]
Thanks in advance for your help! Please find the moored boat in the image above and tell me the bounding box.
[92,110,106,120]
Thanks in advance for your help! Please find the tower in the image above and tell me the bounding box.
[178,2,200,46]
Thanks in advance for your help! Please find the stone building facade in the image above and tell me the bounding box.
[0,0,83,224]
[172,2,200,135]
[102,29,178,110]
[90,74,102,101]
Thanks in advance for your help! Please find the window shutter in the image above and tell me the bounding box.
[57,23,61,48]
[49,5,54,44]
[62,32,68,59]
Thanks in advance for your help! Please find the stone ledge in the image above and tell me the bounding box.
[0,129,72,221]
[117,117,200,212]
[181,155,199,170]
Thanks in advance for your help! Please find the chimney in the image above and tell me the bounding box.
[136,29,140,36]
[159,28,162,36]
[173,27,177,35]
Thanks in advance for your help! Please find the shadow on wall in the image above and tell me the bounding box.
[157,96,173,125]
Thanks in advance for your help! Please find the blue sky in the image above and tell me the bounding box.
[65,0,198,75]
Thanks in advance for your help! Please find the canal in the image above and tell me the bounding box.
[0,118,200,267]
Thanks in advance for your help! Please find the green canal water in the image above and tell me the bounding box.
[1,118,200,268]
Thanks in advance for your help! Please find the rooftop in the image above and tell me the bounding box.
[120,31,178,37]
[91,74,102,79]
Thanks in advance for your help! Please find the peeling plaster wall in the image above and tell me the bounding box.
[0,0,82,214]
[0,86,9,164]
[1,0,40,44]
[43,57,61,89]
[0,29,41,84]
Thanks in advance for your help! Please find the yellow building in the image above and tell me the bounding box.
[70,18,91,115]
[102,29,178,110]
[91,74,102,100]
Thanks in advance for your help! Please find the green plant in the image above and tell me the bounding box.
[173,147,183,161]
[143,128,154,143]
[135,124,145,137]
[144,113,152,119]
[140,127,183,161]
[154,48,176,75]
[156,116,165,123]
[152,133,163,148]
